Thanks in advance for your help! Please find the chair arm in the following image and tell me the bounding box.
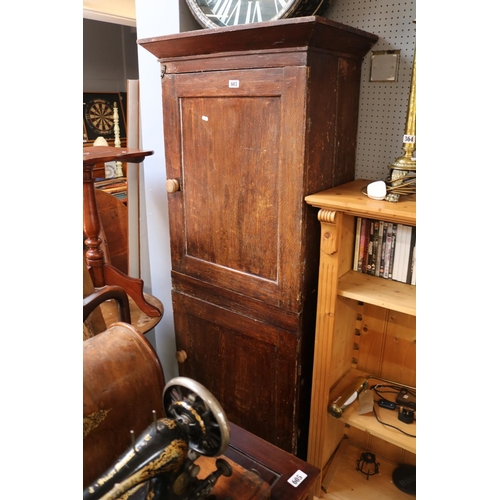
[83,285,131,324]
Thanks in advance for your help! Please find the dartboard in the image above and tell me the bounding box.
[85,98,114,135]
[83,93,127,142]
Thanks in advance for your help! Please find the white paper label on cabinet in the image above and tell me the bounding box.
[202,116,208,121]
[287,470,307,488]
[228,80,240,88]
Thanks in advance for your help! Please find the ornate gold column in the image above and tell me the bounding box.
[386,29,416,202]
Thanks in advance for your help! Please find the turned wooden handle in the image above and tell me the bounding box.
[166,179,180,193]
[176,350,188,363]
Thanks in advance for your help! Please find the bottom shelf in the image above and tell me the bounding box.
[320,440,415,500]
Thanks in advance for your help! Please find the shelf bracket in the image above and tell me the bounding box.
[318,210,338,255]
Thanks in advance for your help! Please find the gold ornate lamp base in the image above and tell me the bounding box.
[385,25,416,203]
[385,156,416,202]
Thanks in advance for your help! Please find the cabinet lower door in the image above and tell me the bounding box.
[172,290,300,454]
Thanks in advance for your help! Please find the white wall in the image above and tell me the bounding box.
[135,0,182,381]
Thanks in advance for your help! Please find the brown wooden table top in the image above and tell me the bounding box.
[225,422,320,500]
[83,146,154,166]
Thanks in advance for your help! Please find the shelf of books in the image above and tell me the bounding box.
[344,215,416,316]
[353,217,415,285]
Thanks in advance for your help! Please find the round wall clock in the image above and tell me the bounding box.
[185,0,331,29]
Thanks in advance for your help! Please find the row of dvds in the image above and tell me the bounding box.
[353,217,416,285]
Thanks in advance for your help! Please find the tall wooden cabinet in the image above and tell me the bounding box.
[304,180,416,498]
[138,17,377,458]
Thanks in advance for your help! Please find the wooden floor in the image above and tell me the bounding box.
[317,440,415,500]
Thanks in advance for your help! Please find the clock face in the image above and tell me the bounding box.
[186,0,330,29]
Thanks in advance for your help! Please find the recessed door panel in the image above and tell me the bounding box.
[182,96,280,281]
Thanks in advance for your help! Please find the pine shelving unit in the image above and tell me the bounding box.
[305,179,416,498]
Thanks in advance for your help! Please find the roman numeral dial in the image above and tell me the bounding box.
[185,0,330,29]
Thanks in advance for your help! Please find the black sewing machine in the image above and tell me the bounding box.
[83,377,233,500]
[84,375,321,500]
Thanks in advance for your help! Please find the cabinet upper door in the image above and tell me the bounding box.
[162,67,308,313]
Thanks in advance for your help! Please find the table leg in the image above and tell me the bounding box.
[83,162,162,318]
[83,164,105,287]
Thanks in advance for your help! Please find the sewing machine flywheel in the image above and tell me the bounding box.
[163,377,231,457]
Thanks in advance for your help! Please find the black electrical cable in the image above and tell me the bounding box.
[371,384,416,404]
[370,384,416,438]
[371,405,416,438]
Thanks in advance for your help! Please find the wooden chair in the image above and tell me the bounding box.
[94,188,129,275]
[83,188,163,338]
[83,285,166,487]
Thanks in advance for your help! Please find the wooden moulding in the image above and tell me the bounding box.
[138,16,379,62]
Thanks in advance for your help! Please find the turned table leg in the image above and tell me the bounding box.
[83,163,105,287]
[83,147,162,318]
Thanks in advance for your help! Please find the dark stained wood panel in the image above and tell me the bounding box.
[182,96,280,280]
[172,291,299,451]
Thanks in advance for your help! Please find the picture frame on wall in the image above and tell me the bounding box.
[83,92,127,143]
